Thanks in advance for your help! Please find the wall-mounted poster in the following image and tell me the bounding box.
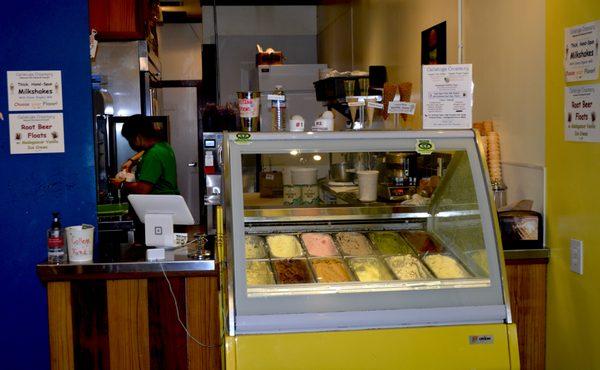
[564,21,599,82]
[7,71,63,111]
[9,113,65,154]
[422,21,447,65]
[565,84,599,142]
[422,64,473,129]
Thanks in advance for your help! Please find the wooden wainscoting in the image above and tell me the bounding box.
[46,276,221,370]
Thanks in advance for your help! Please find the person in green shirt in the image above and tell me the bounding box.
[119,115,180,195]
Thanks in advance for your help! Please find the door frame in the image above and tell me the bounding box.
[151,79,210,226]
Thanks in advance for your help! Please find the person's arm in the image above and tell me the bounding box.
[121,150,145,171]
[123,180,153,194]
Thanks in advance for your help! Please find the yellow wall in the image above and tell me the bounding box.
[546,0,600,369]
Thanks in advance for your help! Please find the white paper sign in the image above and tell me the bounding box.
[422,64,473,129]
[7,71,63,111]
[388,101,416,115]
[9,113,65,154]
[564,21,600,82]
[564,84,600,142]
[367,101,384,109]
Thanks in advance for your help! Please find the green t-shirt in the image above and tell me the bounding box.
[136,142,180,195]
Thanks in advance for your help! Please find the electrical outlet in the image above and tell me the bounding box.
[570,239,583,275]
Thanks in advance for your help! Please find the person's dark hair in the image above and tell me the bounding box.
[121,114,162,141]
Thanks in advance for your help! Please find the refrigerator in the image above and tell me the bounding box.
[249,64,327,132]
[92,41,162,172]
[219,130,519,369]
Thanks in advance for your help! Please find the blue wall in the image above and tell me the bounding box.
[0,1,96,368]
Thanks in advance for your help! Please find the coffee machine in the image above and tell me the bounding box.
[202,132,224,235]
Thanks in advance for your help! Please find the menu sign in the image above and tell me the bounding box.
[422,64,473,129]
[9,113,65,154]
[564,21,599,82]
[7,70,63,111]
[565,84,600,142]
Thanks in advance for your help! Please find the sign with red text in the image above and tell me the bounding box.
[565,84,600,142]
[564,21,599,82]
[9,113,65,154]
[7,71,63,111]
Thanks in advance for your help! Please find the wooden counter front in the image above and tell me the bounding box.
[41,265,221,370]
[504,249,549,370]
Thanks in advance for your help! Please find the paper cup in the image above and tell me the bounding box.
[291,167,318,185]
[66,224,94,263]
[357,170,379,202]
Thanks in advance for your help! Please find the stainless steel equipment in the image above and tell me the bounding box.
[249,64,326,131]
[377,152,417,201]
[203,132,224,234]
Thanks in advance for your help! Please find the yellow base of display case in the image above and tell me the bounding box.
[225,323,519,370]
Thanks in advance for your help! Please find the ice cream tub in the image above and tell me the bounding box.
[308,258,353,283]
[266,234,305,258]
[66,224,94,263]
[422,254,472,279]
[384,255,433,281]
[301,233,339,257]
[245,235,268,259]
[347,257,394,282]
[335,232,374,256]
[271,258,314,284]
[246,260,276,286]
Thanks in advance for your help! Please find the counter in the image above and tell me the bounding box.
[37,236,222,370]
[503,248,550,370]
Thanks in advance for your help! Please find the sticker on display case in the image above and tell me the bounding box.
[564,84,600,142]
[469,335,494,345]
[422,64,473,129]
[564,21,599,82]
[415,139,435,155]
[7,70,63,111]
[9,113,65,154]
[234,132,252,144]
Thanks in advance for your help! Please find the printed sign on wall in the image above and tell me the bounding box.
[422,64,473,129]
[9,113,65,154]
[564,21,600,82]
[565,84,600,142]
[7,70,63,111]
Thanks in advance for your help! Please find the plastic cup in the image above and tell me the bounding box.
[66,224,94,263]
[357,170,379,202]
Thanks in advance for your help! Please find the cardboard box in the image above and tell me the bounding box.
[259,171,283,198]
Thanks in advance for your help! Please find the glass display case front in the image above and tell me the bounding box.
[223,131,510,335]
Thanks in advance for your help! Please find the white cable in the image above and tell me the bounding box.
[159,263,222,348]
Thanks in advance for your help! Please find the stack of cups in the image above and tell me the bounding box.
[291,168,319,205]
[66,224,95,263]
[487,132,502,183]
[357,170,379,202]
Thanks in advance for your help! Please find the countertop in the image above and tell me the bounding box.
[37,233,218,282]
[503,248,550,262]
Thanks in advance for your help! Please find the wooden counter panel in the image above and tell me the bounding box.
[46,276,221,370]
[187,277,222,370]
[506,261,547,370]
[71,281,109,370]
[148,277,189,370]
[107,279,150,370]
[47,282,75,370]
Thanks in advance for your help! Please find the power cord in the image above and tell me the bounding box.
[159,262,223,348]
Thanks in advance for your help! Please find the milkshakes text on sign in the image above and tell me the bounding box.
[422,64,473,129]
[564,21,599,82]
[9,113,65,154]
[7,71,63,111]
[564,84,599,142]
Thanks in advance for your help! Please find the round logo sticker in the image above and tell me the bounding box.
[416,139,435,155]
[234,132,252,144]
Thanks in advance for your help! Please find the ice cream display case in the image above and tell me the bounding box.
[221,131,519,370]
